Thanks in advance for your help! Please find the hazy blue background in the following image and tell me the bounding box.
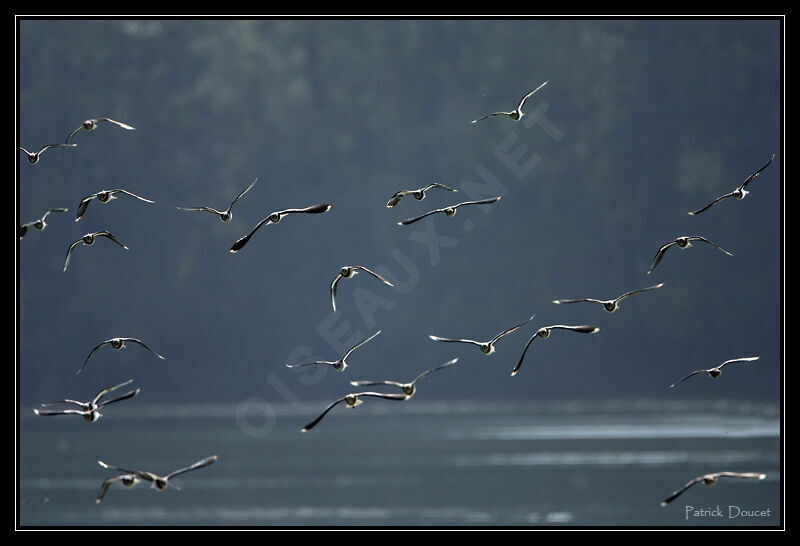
[17,18,782,528]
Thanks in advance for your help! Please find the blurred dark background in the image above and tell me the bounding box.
[17,18,782,409]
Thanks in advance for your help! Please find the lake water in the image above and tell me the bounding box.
[17,399,782,528]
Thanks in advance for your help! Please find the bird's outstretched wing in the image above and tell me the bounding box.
[411,358,459,384]
[615,283,665,303]
[428,335,483,347]
[353,266,394,287]
[471,111,511,124]
[689,236,733,256]
[688,191,737,216]
[91,379,134,405]
[668,369,709,388]
[659,475,706,506]
[739,153,776,191]
[516,81,549,112]
[301,397,349,432]
[78,340,113,374]
[341,330,382,360]
[397,208,446,226]
[647,241,678,275]
[489,315,536,345]
[125,338,166,360]
[229,178,258,210]
[165,455,219,481]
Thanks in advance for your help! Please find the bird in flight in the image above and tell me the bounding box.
[19,143,76,164]
[688,154,776,215]
[33,379,140,422]
[286,330,381,372]
[79,337,165,374]
[96,474,139,504]
[65,117,135,145]
[97,455,218,494]
[472,81,548,123]
[300,392,408,432]
[386,183,458,208]
[19,208,68,239]
[553,283,665,313]
[176,178,258,222]
[669,356,760,388]
[330,266,394,313]
[647,236,732,276]
[511,324,601,377]
[396,196,502,226]
[659,472,766,507]
[75,188,155,222]
[429,314,536,355]
[350,358,459,399]
[63,231,129,272]
[228,203,333,253]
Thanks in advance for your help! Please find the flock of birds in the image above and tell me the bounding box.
[20,82,775,513]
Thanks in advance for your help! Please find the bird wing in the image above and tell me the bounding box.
[33,408,89,417]
[689,236,732,256]
[63,239,84,272]
[411,358,459,384]
[301,397,348,432]
[165,455,219,481]
[95,231,129,249]
[516,81,548,112]
[668,369,709,388]
[647,240,678,275]
[98,461,154,482]
[228,216,273,253]
[714,472,767,481]
[428,335,483,347]
[386,190,413,208]
[125,338,165,359]
[65,125,84,145]
[75,195,98,222]
[739,153,775,191]
[78,340,113,374]
[552,298,604,305]
[688,191,737,215]
[113,189,155,203]
[98,118,136,131]
[547,325,601,334]
[285,360,337,368]
[330,273,343,312]
[471,112,511,124]
[91,378,134,405]
[490,315,536,345]
[511,331,542,377]
[342,330,382,360]
[396,208,444,226]
[229,178,258,210]
[354,266,394,286]
[717,356,760,370]
[615,283,665,303]
[349,379,404,388]
[660,476,705,506]
[42,208,68,219]
[424,183,458,193]
[453,196,503,209]
[96,475,135,503]
[276,203,334,216]
[39,143,76,155]
[97,388,141,409]
[176,205,225,215]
